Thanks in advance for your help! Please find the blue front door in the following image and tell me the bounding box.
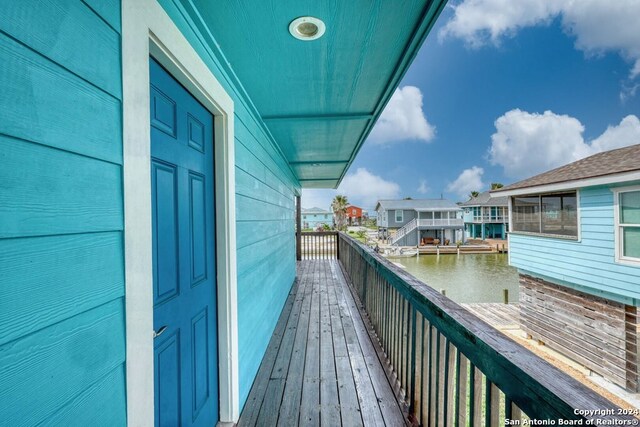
[150,58,218,427]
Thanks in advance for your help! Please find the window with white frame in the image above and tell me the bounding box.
[395,210,403,222]
[616,188,640,263]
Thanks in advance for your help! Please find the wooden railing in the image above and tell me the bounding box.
[299,231,338,260]
[337,233,634,425]
[417,218,464,227]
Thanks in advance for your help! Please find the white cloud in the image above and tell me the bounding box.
[301,189,336,211]
[488,110,640,179]
[446,166,485,199]
[561,1,640,79]
[301,168,401,210]
[488,110,587,178]
[337,168,401,209]
[417,179,430,194]
[368,86,436,145]
[620,82,640,103]
[439,0,563,47]
[440,0,640,79]
[590,115,640,153]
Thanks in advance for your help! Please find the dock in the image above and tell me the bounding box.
[416,245,493,254]
[462,303,520,331]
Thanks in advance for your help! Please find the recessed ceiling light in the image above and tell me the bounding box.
[289,17,325,41]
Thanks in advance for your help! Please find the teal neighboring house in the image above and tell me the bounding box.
[460,191,509,239]
[494,144,640,392]
[0,0,446,425]
[301,207,333,230]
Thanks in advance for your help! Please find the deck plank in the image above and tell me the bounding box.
[334,262,406,427]
[278,261,314,427]
[328,266,363,427]
[240,260,404,427]
[320,260,341,427]
[300,261,321,427]
[238,279,299,427]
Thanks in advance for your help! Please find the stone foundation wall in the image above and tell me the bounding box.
[519,274,639,392]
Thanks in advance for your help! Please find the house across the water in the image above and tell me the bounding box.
[460,191,509,240]
[301,207,333,230]
[375,199,464,246]
[494,144,640,392]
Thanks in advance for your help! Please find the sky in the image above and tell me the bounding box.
[302,0,640,212]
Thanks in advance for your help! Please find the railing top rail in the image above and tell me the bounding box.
[337,232,633,423]
[300,231,339,236]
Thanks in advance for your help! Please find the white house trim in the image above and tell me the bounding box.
[496,170,640,197]
[612,185,640,266]
[122,0,239,425]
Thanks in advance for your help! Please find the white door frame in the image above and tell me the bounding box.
[122,0,239,424]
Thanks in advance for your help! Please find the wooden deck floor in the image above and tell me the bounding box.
[238,260,406,427]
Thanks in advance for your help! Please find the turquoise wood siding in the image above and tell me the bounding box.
[510,185,640,305]
[0,1,126,425]
[158,0,300,407]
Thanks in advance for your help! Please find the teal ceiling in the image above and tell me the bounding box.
[187,0,447,187]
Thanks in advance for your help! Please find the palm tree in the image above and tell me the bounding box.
[468,191,480,199]
[491,182,504,190]
[331,195,349,230]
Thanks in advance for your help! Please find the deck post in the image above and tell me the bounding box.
[296,195,302,261]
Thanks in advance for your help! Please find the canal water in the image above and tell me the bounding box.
[396,253,520,304]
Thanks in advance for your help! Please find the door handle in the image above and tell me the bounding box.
[153,326,168,338]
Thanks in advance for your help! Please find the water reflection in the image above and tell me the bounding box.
[398,253,519,304]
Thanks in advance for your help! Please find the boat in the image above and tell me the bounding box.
[382,248,417,258]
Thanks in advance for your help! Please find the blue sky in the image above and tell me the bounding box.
[303,0,640,211]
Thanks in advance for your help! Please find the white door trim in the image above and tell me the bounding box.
[122,0,239,424]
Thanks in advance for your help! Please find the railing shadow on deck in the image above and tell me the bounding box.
[334,232,635,425]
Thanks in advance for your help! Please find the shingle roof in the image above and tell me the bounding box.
[459,191,508,207]
[375,199,461,211]
[302,207,331,214]
[494,144,640,193]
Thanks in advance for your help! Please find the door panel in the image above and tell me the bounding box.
[152,161,180,305]
[155,332,181,426]
[151,57,218,427]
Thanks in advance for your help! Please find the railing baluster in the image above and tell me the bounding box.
[486,381,500,427]
[446,341,456,427]
[393,289,400,372]
[393,289,400,376]
[429,327,437,427]
[410,306,417,415]
[438,332,446,427]
[413,311,423,419]
[421,319,430,427]
[512,402,522,422]
[472,366,483,427]
[442,336,450,427]
[400,297,406,389]
[456,353,468,427]
[383,280,390,355]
